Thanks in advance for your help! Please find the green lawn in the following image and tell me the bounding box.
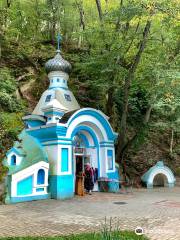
[0,231,149,240]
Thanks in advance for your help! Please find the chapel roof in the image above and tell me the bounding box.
[42,99,68,112]
[59,110,77,123]
[4,130,48,175]
[45,50,71,74]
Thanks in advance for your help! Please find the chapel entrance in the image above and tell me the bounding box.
[74,154,91,196]
[73,132,99,195]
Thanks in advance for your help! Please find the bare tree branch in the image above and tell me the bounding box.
[95,0,103,21]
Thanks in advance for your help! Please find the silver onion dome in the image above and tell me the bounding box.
[45,50,72,74]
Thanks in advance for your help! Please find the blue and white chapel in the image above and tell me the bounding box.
[4,40,118,204]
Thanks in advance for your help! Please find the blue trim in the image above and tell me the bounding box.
[97,145,100,178]
[68,109,117,141]
[41,137,72,143]
[100,145,114,148]
[42,141,95,148]
[27,126,67,140]
[44,111,64,116]
[100,141,114,144]
[36,188,44,192]
[26,120,45,128]
[6,147,24,157]
[7,194,50,204]
[42,142,73,146]
[48,86,68,90]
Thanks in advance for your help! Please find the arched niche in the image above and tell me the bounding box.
[37,169,45,185]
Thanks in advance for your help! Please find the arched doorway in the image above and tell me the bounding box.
[153,174,168,187]
[72,126,99,193]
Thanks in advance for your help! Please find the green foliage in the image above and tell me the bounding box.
[115,85,149,129]
[0,68,25,112]
[0,112,23,182]
[0,112,23,135]
[0,231,149,240]
[0,112,24,154]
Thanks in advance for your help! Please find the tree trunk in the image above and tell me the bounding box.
[115,0,123,30]
[2,0,12,32]
[144,105,153,124]
[95,0,103,21]
[6,0,12,8]
[0,176,6,203]
[0,45,1,59]
[106,86,115,126]
[48,0,58,46]
[76,1,85,48]
[170,129,174,154]
[116,19,152,162]
[51,20,56,46]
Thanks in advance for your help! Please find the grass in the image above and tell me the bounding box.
[0,231,149,240]
[0,218,149,240]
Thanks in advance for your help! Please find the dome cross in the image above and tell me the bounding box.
[57,33,62,51]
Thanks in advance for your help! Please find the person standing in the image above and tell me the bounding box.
[84,163,94,195]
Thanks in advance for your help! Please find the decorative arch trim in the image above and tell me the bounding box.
[71,125,99,147]
[141,162,176,188]
[148,167,175,185]
[66,108,118,141]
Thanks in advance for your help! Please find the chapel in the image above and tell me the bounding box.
[4,40,119,204]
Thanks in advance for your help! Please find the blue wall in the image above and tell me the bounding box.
[17,176,33,196]
[107,168,120,180]
[49,175,74,199]
[61,148,69,172]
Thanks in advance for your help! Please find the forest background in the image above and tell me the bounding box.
[0,0,180,184]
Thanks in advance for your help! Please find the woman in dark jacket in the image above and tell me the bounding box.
[84,163,94,194]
